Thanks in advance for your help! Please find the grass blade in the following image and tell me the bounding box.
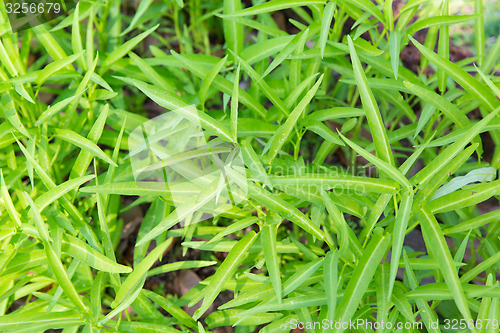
[36,51,83,85]
[142,289,197,329]
[232,51,289,117]
[416,205,475,328]
[320,2,335,59]
[263,74,323,164]
[100,24,159,73]
[410,36,499,111]
[223,0,243,57]
[339,133,411,190]
[261,223,281,303]
[438,0,450,93]
[199,55,228,108]
[54,129,117,167]
[412,106,500,186]
[403,80,470,135]
[335,228,391,332]
[388,191,413,298]
[117,76,235,143]
[389,30,401,79]
[475,0,485,66]
[193,231,257,320]
[121,0,154,36]
[347,35,394,166]
[324,250,339,325]
[111,238,173,308]
[230,63,240,141]
[407,14,479,35]
[61,234,132,274]
[223,0,326,17]
[129,52,175,92]
[241,138,272,188]
[35,175,95,212]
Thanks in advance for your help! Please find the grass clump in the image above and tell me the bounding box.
[1,0,500,332]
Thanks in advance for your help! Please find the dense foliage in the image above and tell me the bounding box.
[1,0,500,332]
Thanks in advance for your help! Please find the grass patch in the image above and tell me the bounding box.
[0,0,500,332]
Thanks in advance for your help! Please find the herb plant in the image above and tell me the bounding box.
[1,0,500,332]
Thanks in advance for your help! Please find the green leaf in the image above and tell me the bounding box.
[428,180,500,214]
[339,133,411,191]
[416,205,475,326]
[409,36,500,111]
[324,250,339,323]
[412,106,500,186]
[101,24,159,73]
[193,231,258,320]
[129,52,175,92]
[431,167,496,200]
[0,170,21,227]
[1,93,30,138]
[305,121,344,146]
[147,260,217,277]
[261,29,306,81]
[407,14,480,35]
[321,190,361,260]
[25,193,50,244]
[438,0,450,93]
[304,107,364,122]
[263,74,323,164]
[332,228,391,330]
[347,35,394,166]
[121,0,154,36]
[71,2,83,67]
[247,181,326,243]
[476,65,500,98]
[443,210,500,235]
[32,24,69,62]
[402,251,440,333]
[460,250,500,284]
[375,262,391,326]
[474,0,485,66]
[35,175,95,212]
[136,179,221,246]
[241,138,272,188]
[261,223,281,303]
[142,289,197,329]
[388,191,413,298]
[0,311,83,332]
[112,238,173,308]
[235,293,327,320]
[36,51,83,85]
[70,104,110,181]
[116,76,235,143]
[223,0,326,17]
[320,2,335,58]
[269,173,399,194]
[206,309,282,328]
[232,50,289,117]
[403,80,470,136]
[223,0,243,56]
[61,234,131,273]
[168,51,267,117]
[53,129,117,167]
[389,30,401,79]
[230,63,240,141]
[35,92,85,126]
[199,55,228,107]
[342,0,385,23]
[45,236,89,314]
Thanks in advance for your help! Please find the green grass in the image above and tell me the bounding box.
[1,0,500,332]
